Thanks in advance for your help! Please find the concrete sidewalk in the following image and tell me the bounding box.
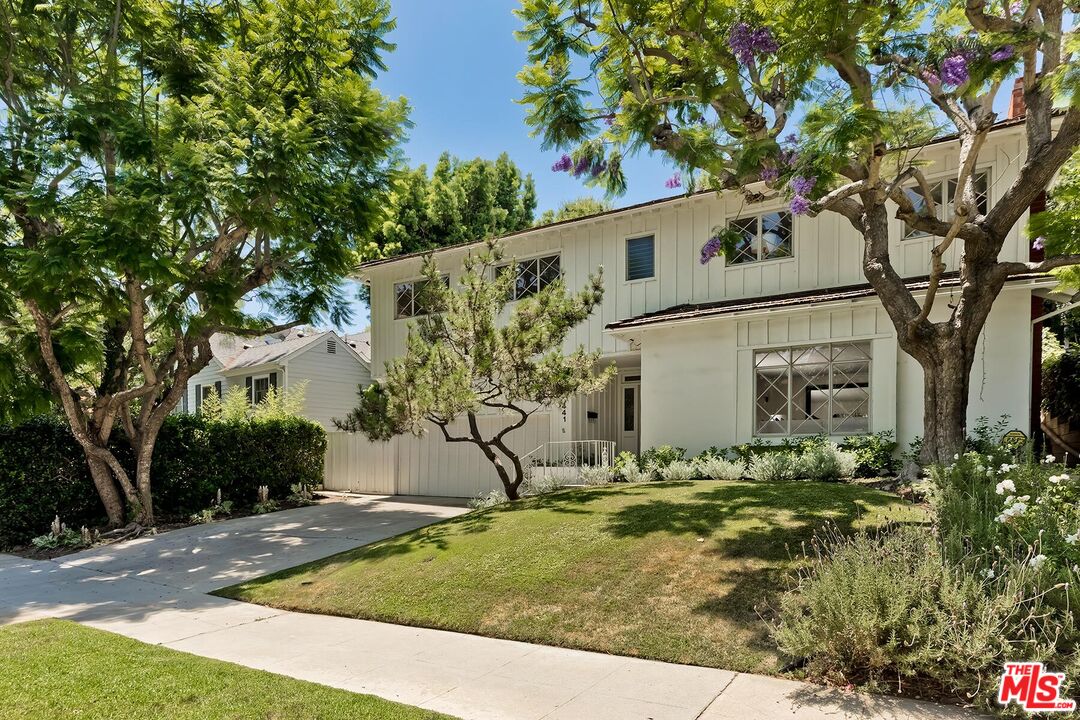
[0,496,981,720]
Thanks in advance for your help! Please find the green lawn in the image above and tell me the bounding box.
[0,619,453,720]
[219,480,925,675]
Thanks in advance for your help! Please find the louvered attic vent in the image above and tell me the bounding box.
[326,338,337,354]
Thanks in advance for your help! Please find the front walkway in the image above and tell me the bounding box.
[0,495,980,720]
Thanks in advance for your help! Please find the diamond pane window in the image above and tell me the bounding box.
[498,254,561,300]
[754,342,872,436]
[393,275,449,318]
[727,212,793,264]
[903,170,989,240]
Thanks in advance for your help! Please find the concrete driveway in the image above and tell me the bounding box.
[58,494,467,592]
[0,494,982,720]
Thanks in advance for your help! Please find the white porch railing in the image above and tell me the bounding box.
[522,440,616,484]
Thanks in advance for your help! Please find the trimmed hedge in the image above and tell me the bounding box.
[1043,347,1080,427]
[0,414,326,547]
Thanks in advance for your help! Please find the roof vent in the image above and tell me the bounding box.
[348,341,357,348]
[326,338,337,354]
[297,331,305,338]
[242,343,252,349]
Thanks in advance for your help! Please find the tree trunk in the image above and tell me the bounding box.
[86,456,125,527]
[917,338,974,464]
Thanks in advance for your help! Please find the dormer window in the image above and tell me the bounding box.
[727,211,793,265]
[903,170,988,240]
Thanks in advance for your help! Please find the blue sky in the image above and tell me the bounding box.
[334,2,677,332]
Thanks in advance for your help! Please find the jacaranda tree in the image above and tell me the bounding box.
[337,239,614,500]
[0,0,407,526]
[516,0,1080,462]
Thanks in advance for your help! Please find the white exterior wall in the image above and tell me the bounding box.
[638,285,1034,454]
[285,338,372,429]
[364,127,1031,373]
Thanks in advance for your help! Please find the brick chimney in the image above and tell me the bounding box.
[1009,77,1026,119]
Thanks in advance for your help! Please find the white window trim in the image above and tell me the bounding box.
[723,209,795,269]
[393,274,450,320]
[624,233,658,283]
[752,341,873,438]
[900,167,991,240]
[495,251,563,300]
[249,373,271,405]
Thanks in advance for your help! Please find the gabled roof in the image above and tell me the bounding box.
[606,272,1052,331]
[209,327,362,371]
[343,331,371,362]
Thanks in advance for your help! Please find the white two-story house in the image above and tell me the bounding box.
[345,115,1059,498]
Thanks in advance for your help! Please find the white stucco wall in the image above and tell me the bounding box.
[637,285,1034,455]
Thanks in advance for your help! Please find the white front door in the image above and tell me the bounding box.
[621,377,641,455]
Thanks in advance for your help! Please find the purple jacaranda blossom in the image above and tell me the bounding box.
[941,53,970,86]
[572,156,592,177]
[1033,236,1046,251]
[551,154,572,172]
[700,235,724,265]
[991,45,1015,62]
[760,166,779,182]
[780,148,799,167]
[782,133,798,145]
[750,27,778,55]
[790,175,816,196]
[589,159,608,178]
[728,22,754,63]
[728,22,777,64]
[921,68,941,86]
[603,114,616,126]
[665,172,682,189]
[790,195,811,215]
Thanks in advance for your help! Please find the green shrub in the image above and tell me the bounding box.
[0,416,105,548]
[838,431,899,477]
[695,456,745,481]
[795,443,856,482]
[1042,347,1080,426]
[656,460,696,481]
[774,525,1078,714]
[579,465,615,485]
[639,444,685,471]
[0,413,326,547]
[748,452,798,482]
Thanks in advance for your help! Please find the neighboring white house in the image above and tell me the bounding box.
[183,328,371,429]
[334,114,1065,498]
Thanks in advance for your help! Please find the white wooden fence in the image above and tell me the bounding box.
[323,413,551,498]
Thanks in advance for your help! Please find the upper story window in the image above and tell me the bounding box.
[626,235,655,280]
[394,276,449,319]
[727,211,792,265]
[497,253,561,300]
[903,170,989,240]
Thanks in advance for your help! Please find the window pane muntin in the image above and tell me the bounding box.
[626,235,655,280]
[728,217,758,265]
[394,276,448,318]
[761,212,792,259]
[498,254,561,300]
[904,171,989,240]
[752,341,872,437]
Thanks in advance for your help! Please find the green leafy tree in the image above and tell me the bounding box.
[516,0,1080,462]
[0,0,407,526]
[337,238,614,500]
[538,196,613,225]
[368,152,538,258]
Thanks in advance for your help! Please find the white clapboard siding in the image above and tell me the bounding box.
[323,412,551,498]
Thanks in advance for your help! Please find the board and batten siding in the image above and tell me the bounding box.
[323,412,551,498]
[363,126,1031,376]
